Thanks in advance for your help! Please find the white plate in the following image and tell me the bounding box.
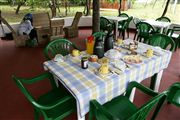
[104,49,121,61]
[123,55,142,64]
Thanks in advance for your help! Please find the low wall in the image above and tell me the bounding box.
[0,16,179,37]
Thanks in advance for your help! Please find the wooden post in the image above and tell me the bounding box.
[92,0,100,33]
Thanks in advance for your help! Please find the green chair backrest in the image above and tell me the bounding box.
[167,82,180,107]
[118,16,133,30]
[100,17,114,34]
[125,16,133,29]
[44,38,77,60]
[156,16,171,22]
[136,22,155,36]
[147,33,175,51]
[118,13,129,17]
[92,32,106,40]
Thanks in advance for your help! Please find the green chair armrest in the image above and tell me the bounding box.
[12,72,57,88]
[12,72,53,84]
[125,81,158,98]
[35,96,74,110]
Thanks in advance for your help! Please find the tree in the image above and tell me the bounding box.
[84,0,91,16]
[15,0,27,14]
[118,0,122,16]
[49,0,57,18]
[161,0,170,17]
[92,0,100,33]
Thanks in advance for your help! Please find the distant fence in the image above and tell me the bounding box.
[100,1,128,11]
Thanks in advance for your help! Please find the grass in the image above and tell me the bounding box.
[0,0,180,24]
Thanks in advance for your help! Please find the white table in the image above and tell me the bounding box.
[104,16,128,40]
[43,39,172,120]
[144,20,171,33]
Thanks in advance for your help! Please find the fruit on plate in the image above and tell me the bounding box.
[72,49,80,57]
[146,49,154,58]
[123,55,142,64]
[117,39,123,45]
[89,55,98,62]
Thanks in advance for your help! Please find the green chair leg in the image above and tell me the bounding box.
[34,108,39,120]
[151,95,166,120]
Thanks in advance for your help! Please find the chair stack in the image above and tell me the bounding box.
[64,12,82,38]
[32,12,51,44]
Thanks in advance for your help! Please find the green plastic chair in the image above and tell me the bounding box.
[136,22,155,42]
[166,26,180,50]
[44,38,77,60]
[100,17,114,34]
[133,17,142,40]
[12,72,76,120]
[89,81,166,120]
[166,82,180,107]
[118,13,129,17]
[146,33,175,51]
[146,33,175,91]
[118,16,133,40]
[156,16,171,22]
[155,17,171,33]
[92,31,106,40]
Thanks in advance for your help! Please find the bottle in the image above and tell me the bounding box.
[93,37,104,58]
[104,32,114,52]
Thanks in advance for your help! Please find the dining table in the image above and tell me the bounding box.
[43,39,172,120]
[104,16,128,40]
[144,20,171,33]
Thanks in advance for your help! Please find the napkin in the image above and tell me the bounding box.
[54,54,64,62]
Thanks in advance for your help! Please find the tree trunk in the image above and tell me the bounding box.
[161,0,170,17]
[65,1,68,16]
[85,0,91,16]
[84,0,90,16]
[118,0,122,16]
[49,0,57,18]
[92,0,100,33]
[15,0,26,14]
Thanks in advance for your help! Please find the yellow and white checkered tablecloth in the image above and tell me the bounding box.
[43,39,172,118]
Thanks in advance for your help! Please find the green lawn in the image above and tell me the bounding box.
[0,0,180,24]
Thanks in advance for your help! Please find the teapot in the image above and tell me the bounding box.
[93,37,104,58]
[104,32,114,52]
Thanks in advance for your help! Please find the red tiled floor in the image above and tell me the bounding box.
[0,28,179,120]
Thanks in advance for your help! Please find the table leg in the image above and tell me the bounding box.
[114,20,118,40]
[154,70,163,92]
[77,100,85,120]
[150,70,163,92]
[160,28,164,34]
[129,88,136,102]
